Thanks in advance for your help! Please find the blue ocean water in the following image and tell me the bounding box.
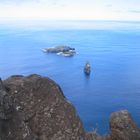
[0,20,140,134]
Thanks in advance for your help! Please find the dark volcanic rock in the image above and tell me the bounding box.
[1,74,86,140]
[109,110,140,140]
[0,78,14,140]
[45,45,75,53]
[0,74,140,140]
[0,78,13,120]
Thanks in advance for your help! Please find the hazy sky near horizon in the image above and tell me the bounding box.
[0,0,140,21]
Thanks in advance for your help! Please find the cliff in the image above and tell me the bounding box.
[0,74,140,140]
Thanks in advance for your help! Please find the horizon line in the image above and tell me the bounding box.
[0,19,140,23]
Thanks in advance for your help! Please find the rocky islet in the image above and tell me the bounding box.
[42,45,76,57]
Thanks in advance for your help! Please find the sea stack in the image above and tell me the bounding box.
[84,62,91,75]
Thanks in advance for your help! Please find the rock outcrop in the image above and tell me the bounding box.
[109,110,140,140]
[0,75,86,140]
[0,74,140,140]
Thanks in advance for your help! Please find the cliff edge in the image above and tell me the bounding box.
[0,74,140,140]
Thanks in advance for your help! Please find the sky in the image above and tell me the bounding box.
[0,0,140,21]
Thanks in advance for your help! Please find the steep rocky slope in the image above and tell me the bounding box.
[0,74,140,140]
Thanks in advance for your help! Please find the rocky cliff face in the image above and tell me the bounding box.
[0,74,140,140]
[109,110,140,140]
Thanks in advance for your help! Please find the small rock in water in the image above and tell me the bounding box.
[84,62,91,75]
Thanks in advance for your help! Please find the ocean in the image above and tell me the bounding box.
[0,20,140,134]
